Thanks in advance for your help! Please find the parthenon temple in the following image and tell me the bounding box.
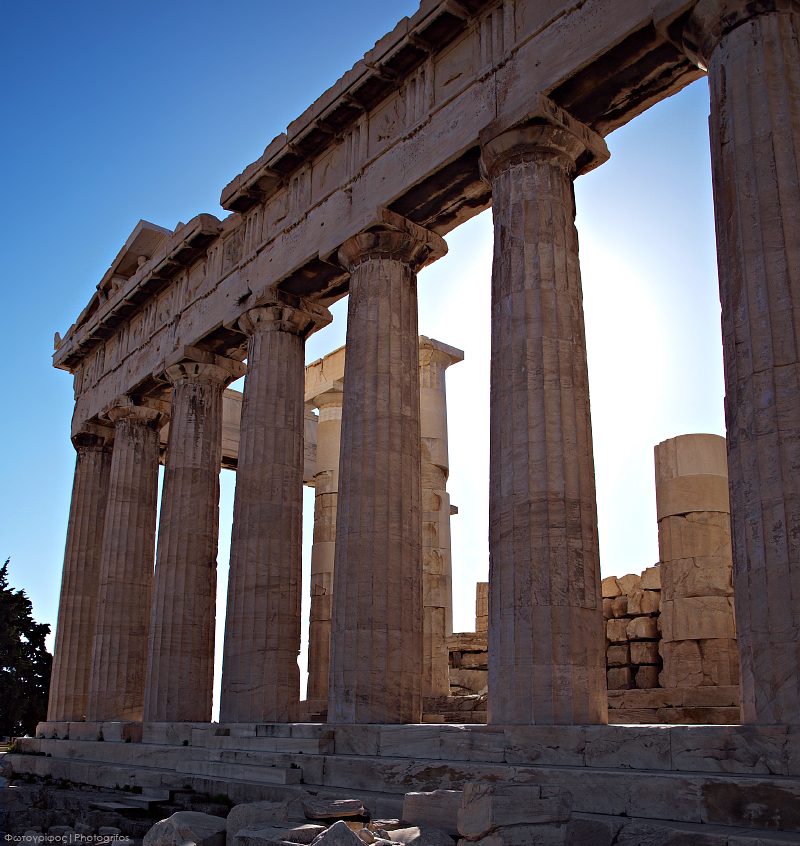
[9,0,800,841]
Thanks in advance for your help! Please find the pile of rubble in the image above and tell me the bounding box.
[602,566,662,691]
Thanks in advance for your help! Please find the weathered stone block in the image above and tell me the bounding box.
[627,590,660,616]
[660,639,739,688]
[630,642,660,666]
[602,598,614,620]
[227,802,297,844]
[310,822,364,846]
[284,826,328,844]
[457,783,571,839]
[449,670,488,694]
[461,653,488,670]
[144,812,227,846]
[302,799,365,820]
[390,826,457,846]
[606,645,630,667]
[502,727,586,767]
[607,668,633,690]
[610,597,628,618]
[234,828,297,846]
[641,567,661,591]
[616,574,641,596]
[661,556,733,599]
[457,825,567,846]
[403,790,462,836]
[605,619,629,643]
[601,577,621,599]
[626,617,659,641]
[634,666,660,689]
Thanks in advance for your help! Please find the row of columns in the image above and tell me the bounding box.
[49,0,800,726]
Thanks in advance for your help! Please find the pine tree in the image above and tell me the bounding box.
[0,559,52,737]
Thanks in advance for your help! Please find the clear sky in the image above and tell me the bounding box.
[0,2,723,708]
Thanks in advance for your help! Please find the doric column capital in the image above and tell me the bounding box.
[238,293,332,340]
[337,208,448,273]
[479,94,609,182]
[163,361,239,388]
[309,383,344,410]
[102,395,169,430]
[156,344,246,387]
[655,0,799,66]
[71,422,114,452]
[419,336,465,370]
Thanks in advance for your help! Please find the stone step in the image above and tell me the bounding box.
[175,758,303,785]
[201,735,333,754]
[11,734,800,835]
[422,712,488,724]
[608,706,741,724]
[570,813,800,844]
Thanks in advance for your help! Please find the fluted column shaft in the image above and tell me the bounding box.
[481,104,609,725]
[307,386,344,706]
[220,299,330,723]
[47,433,112,721]
[686,0,800,724]
[328,214,447,724]
[86,402,164,722]
[419,337,463,698]
[144,360,241,722]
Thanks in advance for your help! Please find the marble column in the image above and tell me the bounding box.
[47,429,113,721]
[654,434,738,690]
[419,336,463,698]
[220,296,330,723]
[306,382,344,708]
[144,356,245,723]
[480,96,609,725]
[672,0,800,725]
[86,399,166,722]
[328,209,447,724]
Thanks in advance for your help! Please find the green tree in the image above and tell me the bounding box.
[0,559,52,737]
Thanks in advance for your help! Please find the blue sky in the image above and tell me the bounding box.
[0,2,723,703]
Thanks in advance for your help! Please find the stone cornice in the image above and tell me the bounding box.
[54,214,222,371]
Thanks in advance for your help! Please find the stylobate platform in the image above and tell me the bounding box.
[7,722,800,840]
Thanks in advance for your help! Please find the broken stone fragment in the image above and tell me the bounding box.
[227,801,296,843]
[357,829,375,843]
[457,825,567,846]
[310,820,366,846]
[457,784,571,840]
[283,825,328,844]
[389,826,455,846]
[144,811,227,846]
[234,829,298,846]
[303,800,366,820]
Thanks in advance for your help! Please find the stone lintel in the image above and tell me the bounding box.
[479,93,610,179]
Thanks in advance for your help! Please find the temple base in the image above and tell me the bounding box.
[7,721,800,837]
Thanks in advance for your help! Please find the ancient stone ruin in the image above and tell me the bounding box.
[5,0,800,842]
